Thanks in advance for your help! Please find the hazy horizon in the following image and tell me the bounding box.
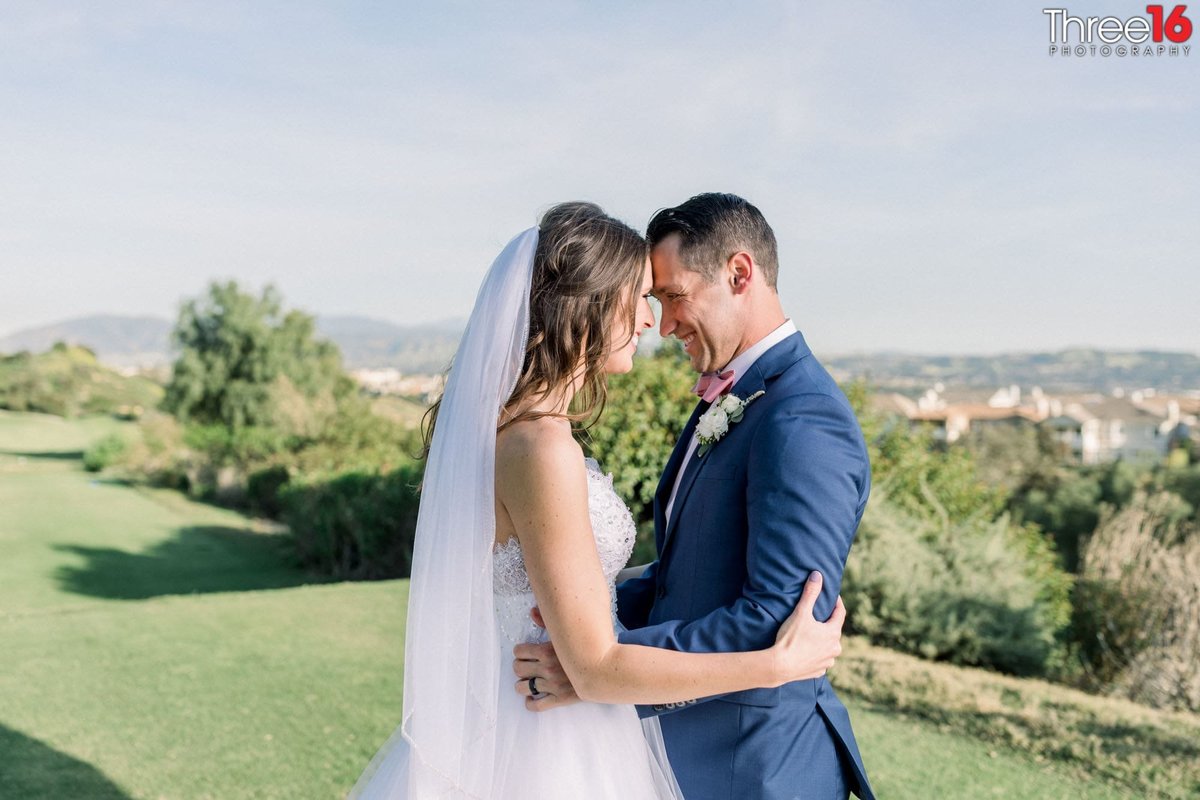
[2,2,1196,354]
[4,310,1200,360]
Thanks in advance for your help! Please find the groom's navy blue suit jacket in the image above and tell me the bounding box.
[617,331,875,800]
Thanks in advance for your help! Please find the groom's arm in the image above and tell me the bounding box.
[617,393,867,714]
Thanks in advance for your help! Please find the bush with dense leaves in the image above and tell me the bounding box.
[82,433,130,472]
[1156,464,1200,524]
[843,494,1071,676]
[1007,459,1146,572]
[279,462,424,579]
[246,464,291,517]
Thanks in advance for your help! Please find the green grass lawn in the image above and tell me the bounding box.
[0,411,1183,798]
[846,702,1132,799]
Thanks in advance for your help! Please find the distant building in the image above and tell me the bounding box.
[1050,394,1194,464]
[351,369,443,400]
[872,383,1199,461]
[910,403,1039,443]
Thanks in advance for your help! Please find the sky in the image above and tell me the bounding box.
[0,1,1196,354]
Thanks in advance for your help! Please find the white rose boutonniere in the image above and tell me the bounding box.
[696,390,765,458]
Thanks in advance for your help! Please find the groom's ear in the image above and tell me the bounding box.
[727,251,754,295]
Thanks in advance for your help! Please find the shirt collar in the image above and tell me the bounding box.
[722,318,797,377]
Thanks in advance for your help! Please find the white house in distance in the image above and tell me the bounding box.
[876,385,1199,464]
[349,368,443,401]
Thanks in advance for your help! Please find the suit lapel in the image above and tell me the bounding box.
[660,436,706,552]
[653,400,708,547]
[658,332,813,554]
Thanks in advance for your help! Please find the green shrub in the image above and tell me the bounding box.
[82,433,129,472]
[280,462,424,579]
[1158,463,1200,524]
[246,464,292,517]
[1071,492,1200,711]
[182,423,296,467]
[1013,475,1101,572]
[287,395,423,476]
[871,418,1008,525]
[843,494,1072,677]
[112,411,190,489]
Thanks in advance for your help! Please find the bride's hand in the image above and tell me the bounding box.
[771,571,845,684]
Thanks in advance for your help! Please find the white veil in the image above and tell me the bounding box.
[348,228,538,799]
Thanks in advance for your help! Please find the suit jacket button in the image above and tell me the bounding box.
[653,705,664,712]
[656,586,667,599]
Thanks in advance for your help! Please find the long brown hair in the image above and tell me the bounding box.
[421,202,647,456]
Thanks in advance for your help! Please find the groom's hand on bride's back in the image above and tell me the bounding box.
[512,607,580,711]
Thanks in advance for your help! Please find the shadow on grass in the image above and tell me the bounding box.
[1072,716,1200,761]
[0,723,132,799]
[53,525,332,600]
[0,449,84,461]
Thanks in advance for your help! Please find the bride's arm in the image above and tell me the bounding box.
[497,432,841,706]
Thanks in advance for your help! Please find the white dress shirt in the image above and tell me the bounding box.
[664,318,798,526]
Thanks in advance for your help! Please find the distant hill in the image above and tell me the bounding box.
[3,315,1196,391]
[0,314,464,372]
[823,349,1200,393]
[0,315,174,369]
[316,315,461,372]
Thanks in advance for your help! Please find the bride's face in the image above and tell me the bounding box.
[603,260,655,375]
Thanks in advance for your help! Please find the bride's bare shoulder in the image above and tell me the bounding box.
[496,417,583,485]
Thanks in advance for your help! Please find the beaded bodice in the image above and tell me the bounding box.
[493,457,637,645]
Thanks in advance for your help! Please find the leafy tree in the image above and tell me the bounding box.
[1157,463,1200,524]
[1014,475,1101,573]
[586,343,697,562]
[162,281,349,431]
[871,418,1007,526]
[1009,460,1153,573]
[963,424,1059,496]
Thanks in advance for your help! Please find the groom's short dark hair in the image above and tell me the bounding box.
[646,193,779,290]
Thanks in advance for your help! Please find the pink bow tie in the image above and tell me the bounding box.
[692,369,736,403]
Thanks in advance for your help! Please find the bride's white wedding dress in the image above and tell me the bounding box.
[349,457,682,799]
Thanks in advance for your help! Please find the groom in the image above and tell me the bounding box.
[517,193,874,800]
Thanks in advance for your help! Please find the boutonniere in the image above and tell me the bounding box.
[696,391,765,457]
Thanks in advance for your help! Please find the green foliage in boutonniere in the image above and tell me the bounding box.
[695,390,765,457]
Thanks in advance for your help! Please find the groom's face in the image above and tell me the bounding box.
[650,233,739,373]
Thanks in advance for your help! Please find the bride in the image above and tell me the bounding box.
[347,202,845,799]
